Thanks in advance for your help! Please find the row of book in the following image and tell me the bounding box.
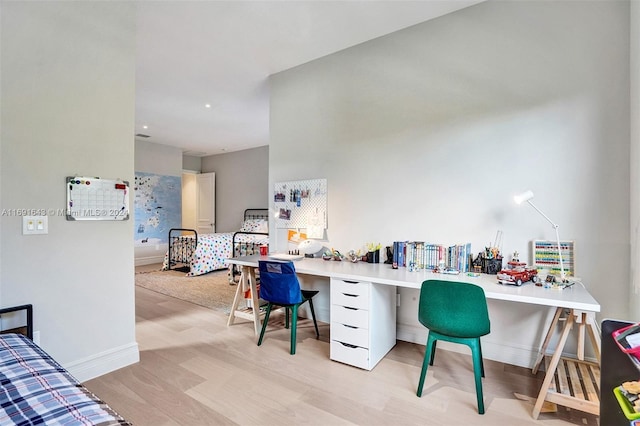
[392,241,472,272]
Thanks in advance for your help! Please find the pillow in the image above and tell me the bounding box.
[240,218,268,233]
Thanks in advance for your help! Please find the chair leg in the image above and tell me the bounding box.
[258,303,273,346]
[479,340,485,378]
[285,306,290,329]
[429,339,438,366]
[469,338,485,414]
[417,333,436,397]
[307,298,320,338]
[290,305,298,355]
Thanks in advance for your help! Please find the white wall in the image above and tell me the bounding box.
[135,139,183,176]
[183,155,202,172]
[134,139,183,265]
[201,146,269,232]
[270,0,630,367]
[0,2,138,381]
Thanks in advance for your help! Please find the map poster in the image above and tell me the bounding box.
[134,172,181,245]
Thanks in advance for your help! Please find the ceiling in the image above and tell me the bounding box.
[135,1,483,157]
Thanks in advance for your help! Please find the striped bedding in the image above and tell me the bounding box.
[0,333,130,426]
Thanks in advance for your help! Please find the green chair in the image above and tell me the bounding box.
[257,260,319,355]
[416,279,491,414]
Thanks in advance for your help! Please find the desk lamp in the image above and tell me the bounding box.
[514,190,566,282]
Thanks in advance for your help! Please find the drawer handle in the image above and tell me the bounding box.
[343,280,359,284]
[342,293,359,298]
[342,324,358,329]
[343,306,358,311]
[339,342,359,349]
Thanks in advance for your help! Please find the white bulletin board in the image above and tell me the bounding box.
[66,176,130,221]
[274,178,327,236]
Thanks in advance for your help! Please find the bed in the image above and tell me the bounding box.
[162,208,269,277]
[0,305,131,425]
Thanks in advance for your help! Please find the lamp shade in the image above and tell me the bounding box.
[298,239,323,255]
[514,190,534,205]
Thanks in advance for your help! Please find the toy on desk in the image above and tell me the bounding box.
[347,249,360,263]
[496,251,539,286]
[540,272,581,289]
[322,248,343,261]
[433,260,460,275]
[384,246,393,264]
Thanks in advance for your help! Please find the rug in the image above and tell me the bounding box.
[135,268,239,314]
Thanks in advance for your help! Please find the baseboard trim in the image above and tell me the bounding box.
[397,323,597,369]
[135,256,165,266]
[397,323,538,369]
[65,341,140,383]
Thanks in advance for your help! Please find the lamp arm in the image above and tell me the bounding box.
[554,225,566,282]
[527,200,566,281]
[526,200,558,228]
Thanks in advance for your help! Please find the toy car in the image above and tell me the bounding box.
[497,260,539,286]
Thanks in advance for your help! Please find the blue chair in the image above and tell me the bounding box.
[416,280,491,414]
[257,260,319,355]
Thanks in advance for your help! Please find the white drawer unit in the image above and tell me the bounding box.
[330,278,397,370]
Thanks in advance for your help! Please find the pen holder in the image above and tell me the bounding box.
[367,250,380,264]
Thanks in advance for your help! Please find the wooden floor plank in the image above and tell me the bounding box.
[84,283,600,425]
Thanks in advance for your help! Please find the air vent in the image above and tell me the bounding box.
[135,133,150,138]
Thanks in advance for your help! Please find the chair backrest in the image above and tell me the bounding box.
[418,280,490,338]
[258,261,303,305]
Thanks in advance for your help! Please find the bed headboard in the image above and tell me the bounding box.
[244,208,269,221]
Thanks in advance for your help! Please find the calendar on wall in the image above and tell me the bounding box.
[274,178,327,236]
[66,176,130,221]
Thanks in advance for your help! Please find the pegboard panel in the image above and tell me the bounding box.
[274,178,327,233]
[66,176,130,221]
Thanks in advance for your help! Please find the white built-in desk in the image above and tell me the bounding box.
[226,255,601,418]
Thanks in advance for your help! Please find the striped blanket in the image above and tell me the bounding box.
[0,333,130,426]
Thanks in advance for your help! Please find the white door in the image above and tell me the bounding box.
[182,172,197,230]
[196,172,215,234]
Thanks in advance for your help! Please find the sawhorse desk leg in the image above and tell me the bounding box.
[532,307,563,374]
[226,265,262,335]
[532,308,601,419]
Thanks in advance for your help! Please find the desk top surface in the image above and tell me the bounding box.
[228,255,600,312]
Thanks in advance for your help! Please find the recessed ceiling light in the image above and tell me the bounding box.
[143,125,148,129]
[205,104,211,108]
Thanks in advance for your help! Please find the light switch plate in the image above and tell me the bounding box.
[23,216,48,235]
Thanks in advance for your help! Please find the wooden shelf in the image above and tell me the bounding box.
[542,355,600,416]
[233,307,266,321]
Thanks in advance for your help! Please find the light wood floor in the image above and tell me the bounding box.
[84,280,599,425]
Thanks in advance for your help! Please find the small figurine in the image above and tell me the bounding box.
[347,249,360,263]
